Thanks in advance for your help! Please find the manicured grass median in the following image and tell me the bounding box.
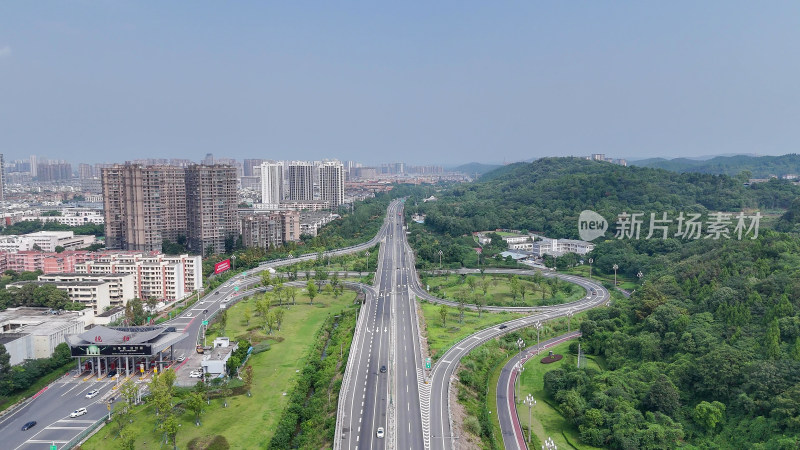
[81,290,359,449]
[419,300,523,360]
[515,341,604,450]
[422,273,583,308]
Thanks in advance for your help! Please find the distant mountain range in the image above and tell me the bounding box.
[451,162,502,176]
[629,154,800,178]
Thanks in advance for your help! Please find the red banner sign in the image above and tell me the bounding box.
[214,259,231,274]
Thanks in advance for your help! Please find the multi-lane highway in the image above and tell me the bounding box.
[337,199,425,449]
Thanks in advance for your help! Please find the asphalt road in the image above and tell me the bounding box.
[337,199,425,449]
[424,273,610,450]
[496,331,581,450]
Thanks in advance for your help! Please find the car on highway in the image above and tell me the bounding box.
[498,324,508,330]
[86,389,100,399]
[380,365,387,373]
[185,312,192,317]
[21,421,37,431]
[591,289,597,295]
[70,407,88,418]
[376,427,385,438]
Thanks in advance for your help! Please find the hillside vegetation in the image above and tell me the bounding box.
[406,157,800,448]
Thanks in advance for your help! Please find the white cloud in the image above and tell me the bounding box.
[0,46,11,58]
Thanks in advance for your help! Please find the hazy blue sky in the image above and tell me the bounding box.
[1,2,799,165]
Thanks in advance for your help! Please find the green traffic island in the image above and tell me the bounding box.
[420,273,583,308]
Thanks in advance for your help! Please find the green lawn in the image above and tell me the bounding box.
[419,300,523,360]
[82,290,360,449]
[421,274,584,308]
[515,341,604,450]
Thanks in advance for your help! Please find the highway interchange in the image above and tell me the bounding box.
[1,199,609,449]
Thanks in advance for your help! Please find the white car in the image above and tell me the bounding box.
[70,407,87,418]
[85,389,100,399]
[189,371,202,378]
[177,355,186,362]
[376,427,385,438]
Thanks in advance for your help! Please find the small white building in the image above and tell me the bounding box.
[201,337,239,376]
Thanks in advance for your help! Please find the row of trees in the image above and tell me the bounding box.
[0,342,72,399]
[0,220,104,237]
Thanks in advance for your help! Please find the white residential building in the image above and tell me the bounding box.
[259,161,284,207]
[76,253,202,301]
[0,231,95,252]
[318,160,344,209]
[20,209,105,226]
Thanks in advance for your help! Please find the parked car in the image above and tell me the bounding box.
[21,421,37,431]
[376,427,385,438]
[86,389,100,399]
[107,370,117,377]
[70,407,87,418]
[177,355,186,362]
[189,371,202,378]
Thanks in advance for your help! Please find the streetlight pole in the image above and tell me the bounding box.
[438,250,443,270]
[534,321,542,354]
[612,264,618,287]
[514,361,524,402]
[524,394,536,445]
[517,338,524,356]
[567,310,574,333]
[637,271,643,283]
[365,251,370,273]
[231,254,237,271]
[588,258,593,279]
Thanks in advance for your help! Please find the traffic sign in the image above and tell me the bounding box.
[234,286,239,291]
[425,357,431,369]
[202,320,208,326]
[50,445,57,450]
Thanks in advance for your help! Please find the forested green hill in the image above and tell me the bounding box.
[406,157,800,448]
[409,157,799,240]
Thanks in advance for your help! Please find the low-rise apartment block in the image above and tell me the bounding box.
[8,273,135,313]
[77,253,202,301]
